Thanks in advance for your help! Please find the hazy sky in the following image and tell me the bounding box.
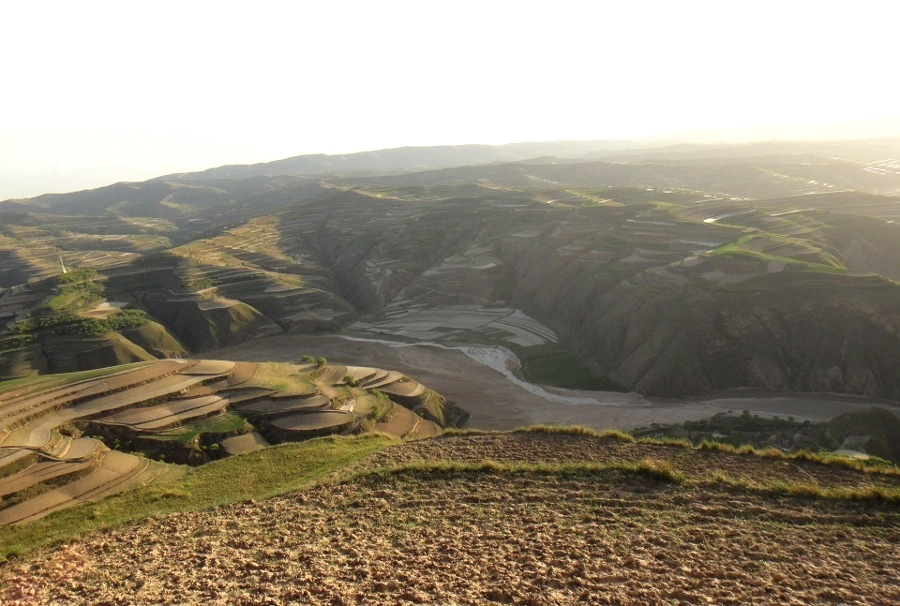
[2,0,898,199]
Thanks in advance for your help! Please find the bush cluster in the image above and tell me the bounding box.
[7,309,148,338]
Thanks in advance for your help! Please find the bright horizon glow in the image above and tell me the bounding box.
[2,0,898,199]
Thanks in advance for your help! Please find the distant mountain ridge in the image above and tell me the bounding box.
[152,140,643,183]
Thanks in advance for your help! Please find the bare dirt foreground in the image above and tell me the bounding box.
[2,432,898,605]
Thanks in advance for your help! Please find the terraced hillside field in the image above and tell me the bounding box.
[0,359,460,525]
[2,139,899,401]
[1,428,898,605]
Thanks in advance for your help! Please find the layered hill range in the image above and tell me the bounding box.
[1,139,899,399]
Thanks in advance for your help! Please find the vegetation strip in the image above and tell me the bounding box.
[707,474,900,503]
[362,458,686,483]
[362,456,900,502]
[515,424,899,476]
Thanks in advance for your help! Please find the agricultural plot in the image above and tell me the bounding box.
[237,395,328,415]
[0,450,149,525]
[269,410,356,439]
[220,431,269,455]
[379,379,426,398]
[0,358,453,524]
[96,395,229,431]
[350,305,559,348]
[374,401,441,440]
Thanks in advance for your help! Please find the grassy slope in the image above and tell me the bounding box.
[4,425,899,604]
[0,433,394,560]
[5,424,899,562]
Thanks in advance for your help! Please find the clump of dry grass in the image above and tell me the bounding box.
[444,425,898,480]
[363,458,685,484]
[698,439,737,452]
[632,458,685,483]
[767,481,900,502]
[640,436,692,449]
[520,423,600,437]
[708,472,900,502]
[441,427,488,437]
[598,429,638,443]
[519,424,636,442]
[675,438,898,477]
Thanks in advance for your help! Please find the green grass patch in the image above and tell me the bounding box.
[563,190,623,207]
[244,363,318,394]
[0,433,395,561]
[149,413,250,444]
[710,233,846,272]
[45,269,104,313]
[6,309,148,339]
[516,346,625,391]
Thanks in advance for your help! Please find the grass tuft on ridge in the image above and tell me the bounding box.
[362,457,685,484]
[518,424,636,442]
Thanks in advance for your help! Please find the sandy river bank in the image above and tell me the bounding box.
[207,334,899,430]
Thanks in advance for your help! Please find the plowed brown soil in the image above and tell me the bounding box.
[365,432,900,490]
[1,433,898,605]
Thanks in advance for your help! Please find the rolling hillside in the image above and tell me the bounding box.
[1,139,898,400]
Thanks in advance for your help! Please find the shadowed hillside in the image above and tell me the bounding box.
[1,139,898,400]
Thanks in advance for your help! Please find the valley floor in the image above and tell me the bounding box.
[2,432,898,605]
[208,334,900,430]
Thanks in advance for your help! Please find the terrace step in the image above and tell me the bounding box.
[44,435,73,459]
[0,450,149,525]
[55,437,104,462]
[220,431,269,456]
[0,458,95,500]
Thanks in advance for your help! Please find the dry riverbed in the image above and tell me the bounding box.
[207,334,899,430]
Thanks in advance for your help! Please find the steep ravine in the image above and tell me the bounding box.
[503,244,900,400]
